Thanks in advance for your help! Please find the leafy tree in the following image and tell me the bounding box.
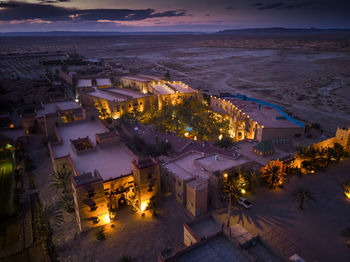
[260,160,287,188]
[214,136,234,149]
[221,172,245,227]
[292,187,315,210]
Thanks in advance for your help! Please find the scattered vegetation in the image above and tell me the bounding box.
[35,201,63,261]
[139,100,230,141]
[95,227,106,241]
[214,136,234,149]
[124,135,172,157]
[292,187,316,210]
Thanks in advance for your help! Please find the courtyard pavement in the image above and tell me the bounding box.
[213,159,350,262]
[54,196,191,262]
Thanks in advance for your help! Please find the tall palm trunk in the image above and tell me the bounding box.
[226,192,232,227]
[299,195,304,210]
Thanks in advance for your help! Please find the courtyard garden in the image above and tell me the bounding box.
[0,155,14,218]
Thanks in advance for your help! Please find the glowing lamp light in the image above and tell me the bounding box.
[223,173,228,178]
[241,189,246,194]
[141,202,148,212]
[218,134,223,140]
[10,124,14,128]
[345,192,350,199]
[184,132,189,137]
[103,214,110,224]
[194,136,197,141]
[75,98,79,103]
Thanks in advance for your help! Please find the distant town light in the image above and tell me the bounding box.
[241,189,246,194]
[218,134,223,140]
[223,173,228,178]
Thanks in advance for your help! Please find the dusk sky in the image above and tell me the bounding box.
[0,0,350,32]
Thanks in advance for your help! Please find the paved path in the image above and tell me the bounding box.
[213,159,350,262]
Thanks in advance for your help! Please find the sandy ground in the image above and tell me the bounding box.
[213,159,350,262]
[1,35,349,132]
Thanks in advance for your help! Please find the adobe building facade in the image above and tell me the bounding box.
[48,118,161,232]
[162,151,253,218]
[79,76,201,120]
[210,96,305,143]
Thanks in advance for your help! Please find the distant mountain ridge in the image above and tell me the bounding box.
[1,28,350,37]
[0,31,204,37]
[217,27,350,35]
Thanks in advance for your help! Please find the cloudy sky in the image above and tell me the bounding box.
[0,0,350,32]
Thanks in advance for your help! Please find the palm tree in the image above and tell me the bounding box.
[340,180,350,199]
[58,192,75,213]
[221,172,245,227]
[260,160,287,188]
[292,187,315,210]
[50,167,72,193]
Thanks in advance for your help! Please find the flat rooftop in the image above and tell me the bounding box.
[163,151,209,181]
[121,76,151,82]
[96,78,112,86]
[137,74,163,81]
[36,101,81,118]
[87,87,127,102]
[76,79,92,88]
[150,82,175,95]
[107,87,148,99]
[175,234,250,262]
[52,121,133,180]
[194,154,252,173]
[226,97,299,128]
[168,82,196,93]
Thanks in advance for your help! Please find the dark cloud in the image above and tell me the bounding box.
[226,6,233,10]
[258,3,284,10]
[37,0,71,3]
[256,2,313,10]
[283,2,312,9]
[0,1,187,21]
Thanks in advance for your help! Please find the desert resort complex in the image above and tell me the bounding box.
[1,68,349,261]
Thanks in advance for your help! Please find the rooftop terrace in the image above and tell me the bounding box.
[96,78,112,87]
[107,87,148,99]
[52,121,133,180]
[224,97,300,128]
[36,100,81,118]
[87,87,148,102]
[150,82,175,95]
[163,151,208,181]
[168,82,196,93]
[174,234,250,262]
[76,79,92,88]
[194,154,252,173]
